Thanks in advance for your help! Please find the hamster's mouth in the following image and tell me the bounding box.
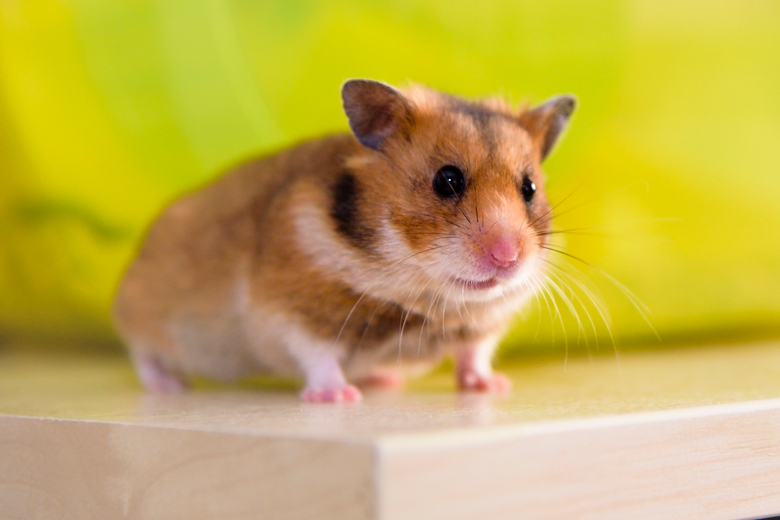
[454,277,499,291]
[453,261,523,291]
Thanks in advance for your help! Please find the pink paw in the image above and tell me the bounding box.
[356,372,405,390]
[457,370,512,393]
[136,357,189,394]
[300,384,363,403]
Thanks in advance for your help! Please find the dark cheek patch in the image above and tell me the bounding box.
[330,172,375,249]
[391,204,452,252]
[391,213,430,250]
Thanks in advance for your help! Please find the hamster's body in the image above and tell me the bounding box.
[113,80,575,401]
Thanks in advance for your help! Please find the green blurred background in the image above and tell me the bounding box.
[1,0,779,355]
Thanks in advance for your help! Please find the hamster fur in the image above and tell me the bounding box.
[113,79,575,402]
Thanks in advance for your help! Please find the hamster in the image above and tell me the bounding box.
[113,79,575,402]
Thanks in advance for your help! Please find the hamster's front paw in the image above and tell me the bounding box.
[300,384,363,403]
[457,370,512,393]
[135,355,189,394]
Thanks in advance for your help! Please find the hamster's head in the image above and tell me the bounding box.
[339,79,575,303]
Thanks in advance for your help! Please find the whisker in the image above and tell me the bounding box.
[332,245,444,350]
[527,180,586,229]
[419,282,446,355]
[527,275,546,345]
[539,230,673,242]
[546,267,599,354]
[545,180,652,224]
[441,278,459,339]
[356,299,387,350]
[399,277,432,361]
[541,245,659,341]
[545,259,614,330]
[538,274,567,366]
[545,273,587,349]
[535,217,681,242]
[536,217,682,236]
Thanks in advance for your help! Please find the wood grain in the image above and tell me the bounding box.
[378,401,780,520]
[0,416,373,520]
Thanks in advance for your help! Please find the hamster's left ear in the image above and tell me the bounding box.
[519,95,576,161]
[342,79,413,150]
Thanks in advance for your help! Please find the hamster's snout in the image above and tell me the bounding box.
[485,232,520,268]
[476,227,530,273]
[454,224,534,291]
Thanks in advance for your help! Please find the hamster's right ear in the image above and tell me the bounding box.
[519,95,577,161]
[342,79,413,150]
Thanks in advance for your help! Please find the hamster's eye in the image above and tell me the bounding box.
[433,165,466,198]
[520,176,536,203]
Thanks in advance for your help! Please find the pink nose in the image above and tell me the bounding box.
[487,236,519,268]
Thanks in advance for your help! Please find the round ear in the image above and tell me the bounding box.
[519,95,576,161]
[341,79,413,150]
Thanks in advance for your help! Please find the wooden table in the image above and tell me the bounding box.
[2,341,780,519]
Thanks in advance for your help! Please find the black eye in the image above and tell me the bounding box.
[520,176,536,203]
[433,165,466,198]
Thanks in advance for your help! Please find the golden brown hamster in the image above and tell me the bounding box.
[113,79,575,402]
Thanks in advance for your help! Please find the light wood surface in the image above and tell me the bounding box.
[2,341,780,519]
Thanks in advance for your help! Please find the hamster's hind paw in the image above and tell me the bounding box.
[135,355,189,394]
[356,371,405,390]
[300,384,362,403]
[457,370,512,393]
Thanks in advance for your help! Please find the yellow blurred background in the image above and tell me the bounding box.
[1,0,779,356]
